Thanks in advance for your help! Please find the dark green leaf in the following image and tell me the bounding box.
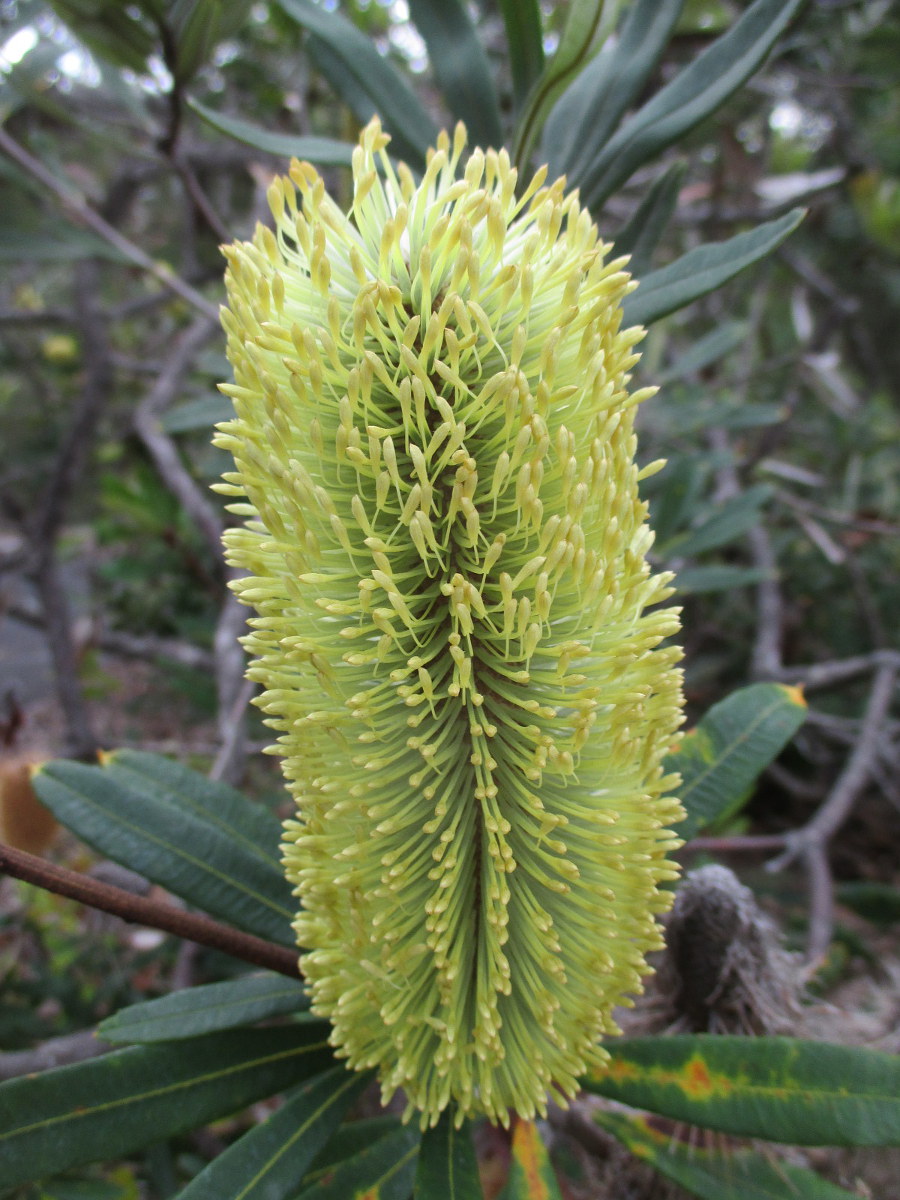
[98,973,309,1044]
[502,1118,564,1199]
[837,882,900,927]
[0,226,130,264]
[189,100,356,167]
[414,1109,481,1199]
[498,0,544,111]
[657,322,749,384]
[585,1036,900,1146]
[542,0,684,186]
[293,1125,421,1199]
[169,0,254,83]
[669,683,807,841]
[665,484,772,559]
[596,1109,861,1199]
[47,1,154,72]
[407,0,503,149]
[580,0,805,208]
[613,161,686,278]
[162,393,234,434]
[301,1116,404,1186]
[674,564,773,595]
[513,0,621,175]
[275,0,438,168]
[0,1025,333,1191]
[178,1067,371,1200]
[33,751,296,946]
[623,209,804,327]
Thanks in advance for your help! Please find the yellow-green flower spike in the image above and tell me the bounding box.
[216,118,685,1128]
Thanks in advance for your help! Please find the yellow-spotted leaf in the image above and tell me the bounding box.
[584,1035,900,1146]
[502,1119,563,1199]
[668,684,807,841]
[596,1109,862,1199]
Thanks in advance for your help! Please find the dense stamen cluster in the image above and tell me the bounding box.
[216,119,684,1127]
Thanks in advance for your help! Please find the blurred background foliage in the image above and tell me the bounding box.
[0,0,898,1197]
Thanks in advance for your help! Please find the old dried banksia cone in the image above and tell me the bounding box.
[215,118,685,1127]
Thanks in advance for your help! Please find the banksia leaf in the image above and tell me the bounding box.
[216,118,684,1128]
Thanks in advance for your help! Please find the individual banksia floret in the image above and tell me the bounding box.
[215,118,685,1128]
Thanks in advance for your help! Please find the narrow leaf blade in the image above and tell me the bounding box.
[581,0,804,207]
[98,973,309,1044]
[407,0,503,148]
[585,1035,900,1146]
[668,683,807,841]
[294,1126,421,1199]
[542,0,684,185]
[504,1118,564,1199]
[275,0,438,167]
[513,0,621,174]
[596,1109,861,1199]
[189,100,355,166]
[667,483,772,559]
[415,1109,481,1199]
[178,1066,371,1200]
[623,209,804,327]
[33,753,296,946]
[498,0,544,111]
[613,160,686,278]
[0,1025,333,1190]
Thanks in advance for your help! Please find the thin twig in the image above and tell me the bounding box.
[0,1029,113,1083]
[210,588,251,784]
[706,428,785,678]
[766,664,898,959]
[30,260,112,760]
[747,523,784,678]
[133,316,223,558]
[683,834,787,856]
[802,841,834,965]
[778,664,897,853]
[0,126,219,321]
[1,597,214,671]
[0,842,299,979]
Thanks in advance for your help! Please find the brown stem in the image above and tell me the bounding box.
[0,843,299,979]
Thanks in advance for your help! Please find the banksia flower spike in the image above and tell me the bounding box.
[215,118,684,1128]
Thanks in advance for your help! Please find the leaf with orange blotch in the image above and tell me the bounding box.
[502,1118,563,1199]
[584,1035,900,1146]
